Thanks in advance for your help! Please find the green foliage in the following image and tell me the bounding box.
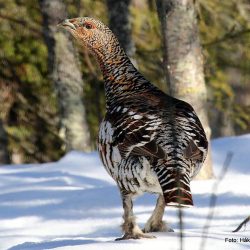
[198,0,250,134]
[208,70,234,109]
[0,0,63,163]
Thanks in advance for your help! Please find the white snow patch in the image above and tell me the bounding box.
[0,135,249,250]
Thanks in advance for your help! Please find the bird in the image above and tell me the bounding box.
[60,17,208,240]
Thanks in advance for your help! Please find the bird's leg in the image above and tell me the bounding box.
[143,194,174,233]
[116,192,155,240]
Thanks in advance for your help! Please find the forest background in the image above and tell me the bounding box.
[0,0,249,167]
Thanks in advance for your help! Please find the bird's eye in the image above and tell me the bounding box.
[84,23,93,29]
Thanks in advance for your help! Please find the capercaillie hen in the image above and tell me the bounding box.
[60,17,208,240]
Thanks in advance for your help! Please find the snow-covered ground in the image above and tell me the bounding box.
[0,135,249,250]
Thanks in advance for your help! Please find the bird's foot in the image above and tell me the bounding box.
[115,232,156,241]
[143,220,174,233]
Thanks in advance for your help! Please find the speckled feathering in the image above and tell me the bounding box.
[61,17,208,239]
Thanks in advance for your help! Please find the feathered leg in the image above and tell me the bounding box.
[116,192,155,240]
[143,194,174,233]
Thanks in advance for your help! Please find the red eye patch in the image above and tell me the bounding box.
[84,22,95,30]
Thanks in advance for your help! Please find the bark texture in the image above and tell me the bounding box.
[0,120,10,165]
[106,0,136,61]
[156,0,213,179]
[39,0,91,152]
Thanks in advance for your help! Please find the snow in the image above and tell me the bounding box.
[0,135,250,250]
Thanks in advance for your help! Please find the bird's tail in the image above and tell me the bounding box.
[155,165,193,207]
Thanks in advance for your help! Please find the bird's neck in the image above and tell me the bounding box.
[94,41,152,107]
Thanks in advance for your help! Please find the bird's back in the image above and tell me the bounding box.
[98,86,208,206]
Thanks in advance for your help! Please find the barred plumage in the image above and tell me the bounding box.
[61,17,208,239]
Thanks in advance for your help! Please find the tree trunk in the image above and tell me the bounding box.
[156,0,213,179]
[39,0,91,152]
[0,120,10,165]
[106,0,136,61]
[212,101,235,138]
[229,67,250,135]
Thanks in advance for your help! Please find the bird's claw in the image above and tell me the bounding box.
[143,221,174,233]
[115,233,156,241]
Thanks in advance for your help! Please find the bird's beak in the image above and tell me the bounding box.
[57,19,76,30]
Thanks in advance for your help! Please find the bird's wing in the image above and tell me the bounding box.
[108,106,166,160]
[107,95,207,164]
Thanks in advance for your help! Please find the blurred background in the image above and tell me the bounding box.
[0,0,249,165]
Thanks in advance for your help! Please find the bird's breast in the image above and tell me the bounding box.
[98,119,162,194]
[98,120,121,175]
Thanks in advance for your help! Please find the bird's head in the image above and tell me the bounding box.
[59,17,117,56]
